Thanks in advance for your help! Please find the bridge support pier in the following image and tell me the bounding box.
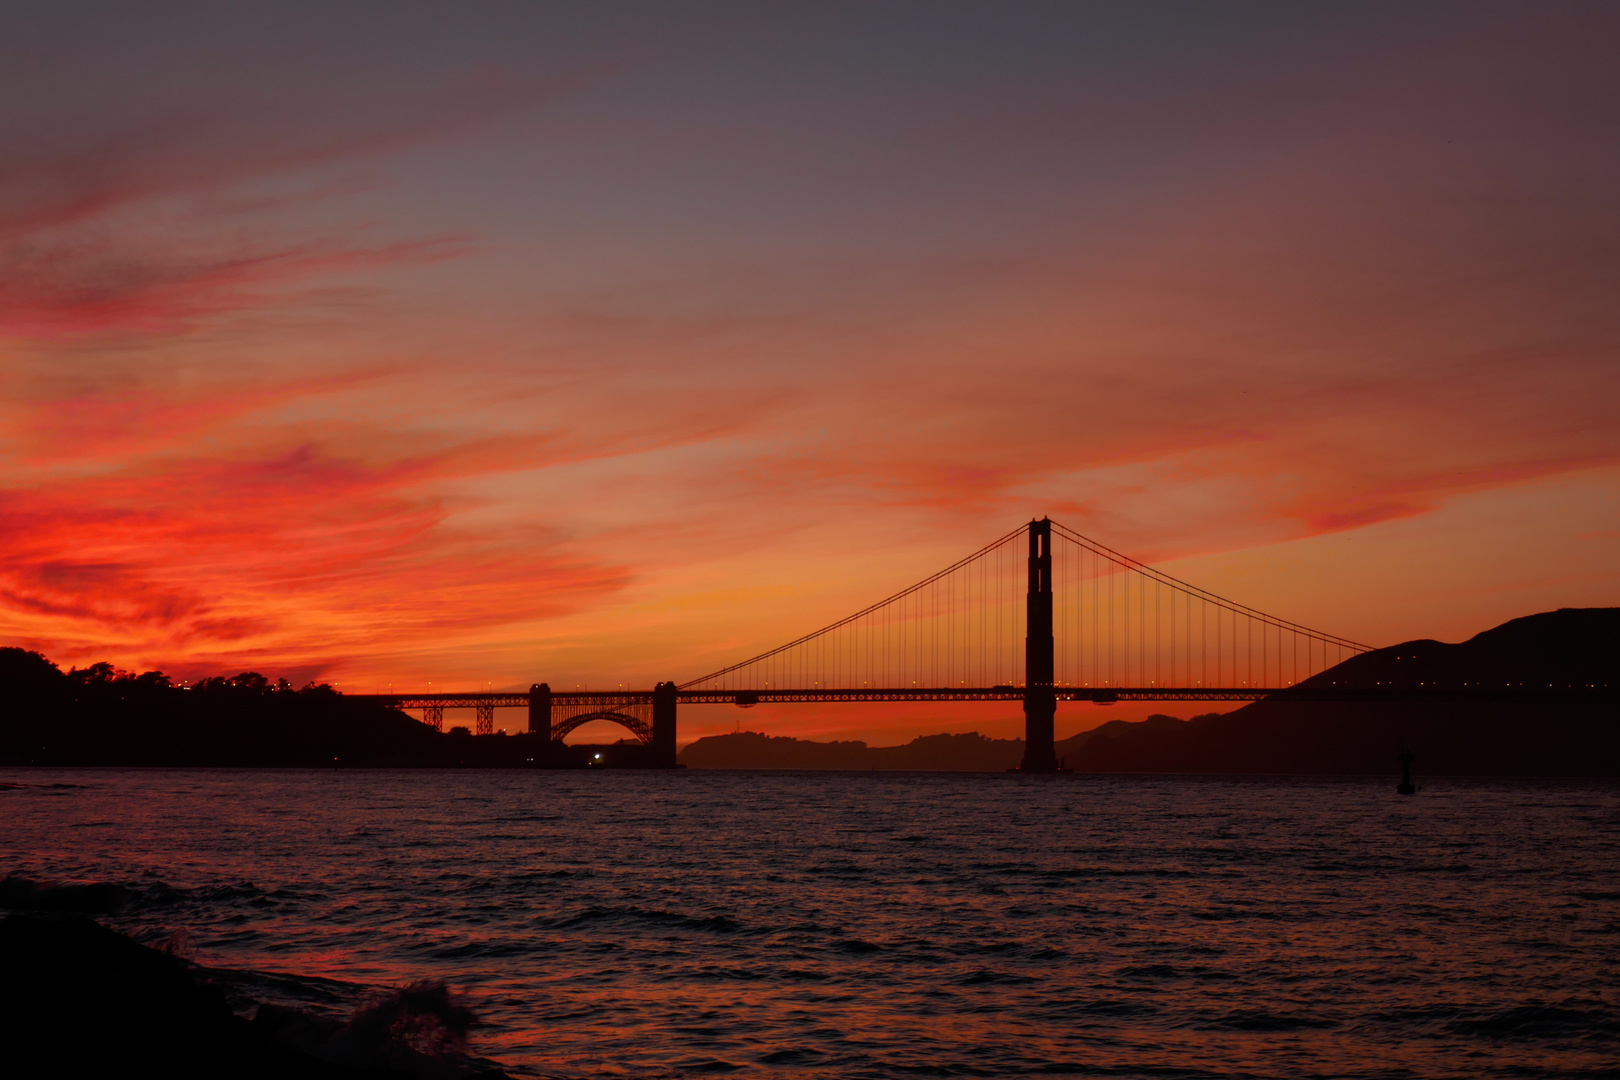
[475,703,495,737]
[1022,686,1058,772]
[423,704,444,733]
[653,681,678,768]
[1020,518,1061,772]
[528,683,552,739]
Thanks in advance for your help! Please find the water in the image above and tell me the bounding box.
[3,768,1618,1078]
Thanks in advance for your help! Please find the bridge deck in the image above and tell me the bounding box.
[353,685,1614,710]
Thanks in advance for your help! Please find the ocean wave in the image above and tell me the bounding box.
[0,874,325,922]
[427,938,539,960]
[1209,1009,1338,1031]
[0,873,183,914]
[1115,963,1236,982]
[1447,1004,1620,1040]
[548,905,751,936]
[254,979,496,1078]
[956,969,1038,985]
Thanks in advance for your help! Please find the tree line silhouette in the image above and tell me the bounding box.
[0,648,449,767]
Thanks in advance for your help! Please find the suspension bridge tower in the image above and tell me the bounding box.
[1020,518,1060,772]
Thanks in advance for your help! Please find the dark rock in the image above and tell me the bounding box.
[0,914,408,1077]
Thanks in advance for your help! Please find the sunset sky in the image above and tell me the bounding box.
[3,3,1616,744]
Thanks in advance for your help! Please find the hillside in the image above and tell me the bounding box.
[0,649,582,768]
[1070,608,1619,776]
[1293,607,1619,691]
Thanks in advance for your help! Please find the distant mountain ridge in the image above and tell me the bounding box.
[676,722,1196,771]
[680,730,1028,770]
[680,609,1619,776]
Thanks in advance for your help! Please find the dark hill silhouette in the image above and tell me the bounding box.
[679,730,1029,770]
[0,650,612,768]
[678,723,1201,770]
[1072,608,1619,776]
[1296,607,1619,690]
[0,652,448,767]
[0,649,652,768]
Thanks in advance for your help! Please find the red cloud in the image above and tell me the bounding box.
[0,424,631,678]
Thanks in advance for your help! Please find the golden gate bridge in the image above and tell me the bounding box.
[359,518,1588,770]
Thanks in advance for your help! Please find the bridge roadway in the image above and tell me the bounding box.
[358,685,1614,710]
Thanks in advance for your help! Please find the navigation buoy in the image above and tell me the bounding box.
[1397,750,1417,795]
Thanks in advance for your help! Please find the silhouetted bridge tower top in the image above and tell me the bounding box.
[366,518,1596,769]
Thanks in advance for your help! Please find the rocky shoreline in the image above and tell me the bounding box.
[0,903,509,1079]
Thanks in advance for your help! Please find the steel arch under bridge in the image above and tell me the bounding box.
[548,694,655,744]
[362,685,676,752]
[531,684,678,753]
